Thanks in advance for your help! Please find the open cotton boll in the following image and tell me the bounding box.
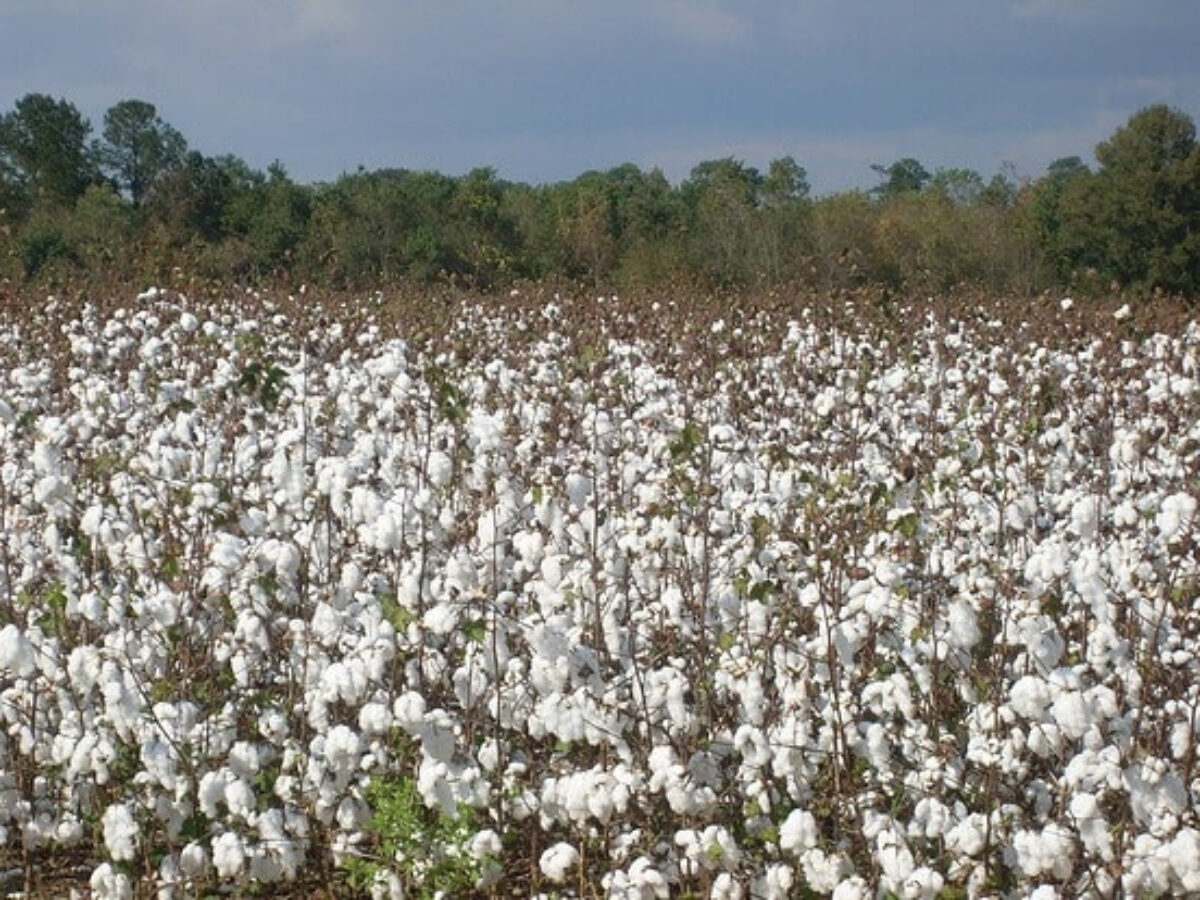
[101,803,139,861]
[89,862,133,900]
[1010,825,1075,880]
[212,831,245,879]
[1157,492,1196,542]
[779,808,818,854]
[946,599,981,650]
[1070,791,1113,862]
[0,624,36,678]
[539,842,580,883]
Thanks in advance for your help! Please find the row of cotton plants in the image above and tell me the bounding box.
[0,287,1197,898]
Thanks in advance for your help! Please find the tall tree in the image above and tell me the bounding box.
[1061,105,1200,293]
[0,93,95,206]
[99,99,187,207]
[870,157,931,198]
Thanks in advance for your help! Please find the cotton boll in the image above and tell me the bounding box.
[101,803,139,861]
[323,725,364,781]
[779,808,818,854]
[1010,825,1075,880]
[539,841,580,883]
[89,862,133,900]
[565,471,593,509]
[946,599,981,650]
[945,814,987,857]
[198,770,229,818]
[358,701,393,736]
[0,625,36,678]
[1165,828,1200,892]
[212,831,245,879]
[1070,791,1113,861]
[801,848,852,893]
[426,450,453,488]
[900,867,944,899]
[224,777,257,820]
[1157,492,1196,542]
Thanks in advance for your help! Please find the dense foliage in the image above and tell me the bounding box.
[1,95,1199,297]
[0,286,1197,897]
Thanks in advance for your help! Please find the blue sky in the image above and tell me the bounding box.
[3,0,1198,193]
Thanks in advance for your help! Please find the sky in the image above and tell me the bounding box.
[3,0,1199,194]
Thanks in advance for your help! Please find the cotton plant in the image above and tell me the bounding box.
[0,289,1197,895]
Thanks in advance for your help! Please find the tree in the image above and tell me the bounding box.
[870,157,931,198]
[763,156,810,208]
[681,158,764,285]
[144,151,255,243]
[1028,156,1092,284]
[0,93,95,206]
[928,167,985,206]
[1058,105,1200,294]
[760,156,812,283]
[99,99,187,207]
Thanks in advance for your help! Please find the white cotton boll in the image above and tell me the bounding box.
[179,841,209,878]
[1070,791,1113,861]
[273,541,302,584]
[419,710,457,763]
[336,795,367,831]
[1166,828,1200,891]
[801,848,851,893]
[101,803,139,861]
[539,842,580,883]
[1011,826,1075,879]
[212,831,245,879]
[393,691,426,733]
[565,471,593,509]
[1069,495,1102,541]
[140,739,177,790]
[427,450,453,488]
[198,770,229,818]
[779,809,818,854]
[946,599,980,650]
[540,554,564,590]
[1157,492,1196,542]
[1051,690,1094,741]
[423,602,459,636]
[358,701,393,735]
[224,777,257,820]
[711,872,742,899]
[1027,888,1060,900]
[258,708,289,744]
[900,867,944,899]
[877,836,915,888]
[90,862,133,900]
[0,624,36,678]
[945,814,987,857]
[1009,675,1052,720]
[323,725,364,779]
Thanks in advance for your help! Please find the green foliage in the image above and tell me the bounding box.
[98,99,188,207]
[17,219,76,278]
[343,774,484,898]
[0,93,96,208]
[4,89,1200,298]
[871,157,931,198]
[237,360,287,411]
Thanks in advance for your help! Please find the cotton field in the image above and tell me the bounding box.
[0,287,1198,898]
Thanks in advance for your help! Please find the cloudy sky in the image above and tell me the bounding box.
[3,0,1198,193]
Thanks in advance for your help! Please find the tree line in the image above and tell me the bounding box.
[1,93,1199,298]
